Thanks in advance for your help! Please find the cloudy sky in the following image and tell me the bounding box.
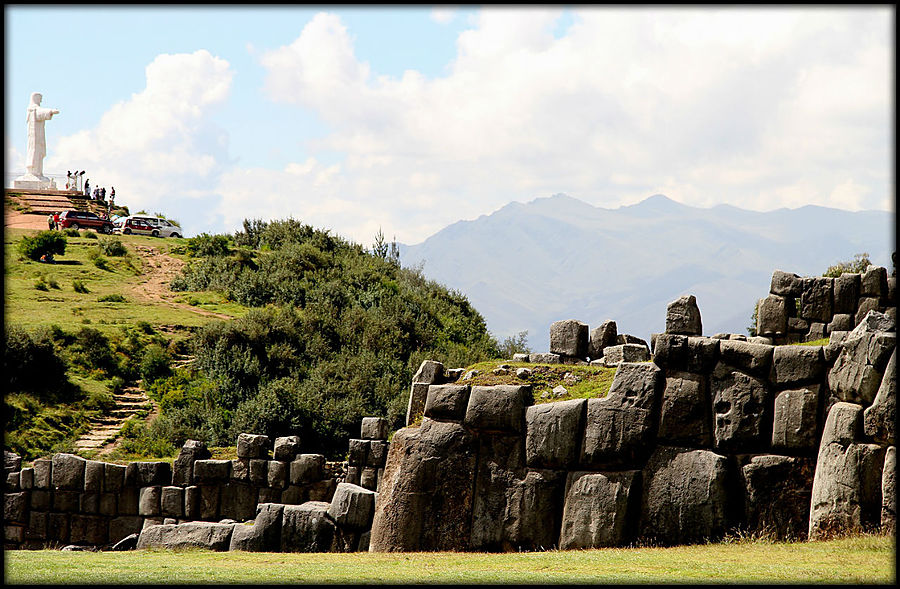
[5,6,893,244]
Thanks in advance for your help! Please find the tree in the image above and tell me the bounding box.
[18,231,66,261]
[823,252,871,278]
[498,330,531,358]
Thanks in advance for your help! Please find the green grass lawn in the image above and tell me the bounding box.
[3,534,893,584]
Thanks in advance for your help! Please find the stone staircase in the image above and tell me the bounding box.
[72,386,157,456]
[5,188,104,216]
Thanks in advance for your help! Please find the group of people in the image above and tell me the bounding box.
[65,170,85,191]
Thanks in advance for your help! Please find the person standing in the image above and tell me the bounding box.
[48,212,55,230]
[84,179,90,197]
[100,187,106,201]
[53,211,60,230]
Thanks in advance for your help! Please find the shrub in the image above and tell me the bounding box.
[73,279,89,293]
[18,231,66,261]
[97,236,128,257]
[824,253,872,277]
[4,325,74,402]
[34,277,49,291]
[63,228,80,237]
[98,294,127,303]
[185,233,230,257]
[83,230,98,239]
[140,344,172,386]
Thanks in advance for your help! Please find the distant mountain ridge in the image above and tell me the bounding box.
[398,193,894,351]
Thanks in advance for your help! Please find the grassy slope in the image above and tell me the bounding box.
[3,535,893,584]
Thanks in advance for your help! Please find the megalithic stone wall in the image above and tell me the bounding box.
[371,265,895,551]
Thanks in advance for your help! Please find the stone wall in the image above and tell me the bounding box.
[370,265,895,551]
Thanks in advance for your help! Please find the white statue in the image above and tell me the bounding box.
[13,92,59,189]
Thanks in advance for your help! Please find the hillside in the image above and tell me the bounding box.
[398,193,894,348]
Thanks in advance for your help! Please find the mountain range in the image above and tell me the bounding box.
[398,194,894,352]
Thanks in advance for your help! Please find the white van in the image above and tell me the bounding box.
[113,215,183,238]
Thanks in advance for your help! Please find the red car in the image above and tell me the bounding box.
[57,210,114,234]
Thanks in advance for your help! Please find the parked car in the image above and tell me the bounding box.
[112,215,183,238]
[57,210,114,234]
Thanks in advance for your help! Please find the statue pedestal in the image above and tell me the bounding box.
[12,174,55,190]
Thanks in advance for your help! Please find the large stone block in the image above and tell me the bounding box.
[125,461,172,488]
[193,459,231,484]
[137,522,235,551]
[639,446,729,545]
[550,319,589,359]
[770,344,824,386]
[367,442,389,468]
[33,458,51,489]
[4,492,27,524]
[230,503,285,552]
[138,486,161,516]
[347,439,369,467]
[369,419,477,552]
[249,459,267,486]
[603,343,650,365]
[525,399,586,469]
[666,295,702,336]
[771,270,803,297]
[833,272,860,315]
[502,469,565,551]
[236,433,270,459]
[109,516,143,544]
[406,382,430,427]
[739,454,815,540]
[470,433,526,551]
[855,297,881,326]
[281,501,335,553]
[800,277,833,322]
[221,482,258,522]
[658,371,711,447]
[53,490,79,513]
[51,453,86,490]
[273,436,301,461]
[882,446,896,534]
[172,440,211,486]
[710,363,771,452]
[718,340,773,377]
[864,349,896,444]
[327,483,377,531]
[361,417,389,440]
[104,463,126,493]
[588,320,617,361]
[581,362,663,468]
[860,265,887,298]
[413,360,445,384]
[827,329,895,405]
[290,454,326,485]
[652,334,719,373]
[84,460,105,492]
[25,511,47,541]
[772,386,820,452]
[200,485,220,520]
[757,295,787,336]
[464,385,531,434]
[828,313,853,334]
[231,459,250,482]
[267,460,288,489]
[424,384,471,421]
[559,470,640,549]
[70,514,108,546]
[809,402,887,539]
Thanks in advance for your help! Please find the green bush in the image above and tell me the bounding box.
[185,233,231,257]
[140,344,172,386]
[73,280,89,293]
[97,236,128,257]
[98,294,126,303]
[18,231,67,261]
[824,253,871,278]
[83,230,98,240]
[4,325,75,402]
[63,228,80,237]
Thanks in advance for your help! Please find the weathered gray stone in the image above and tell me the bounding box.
[771,344,824,385]
[281,485,305,505]
[328,483,377,531]
[529,352,561,364]
[367,442,389,468]
[70,514,108,546]
[772,386,820,452]
[757,295,787,335]
[828,329,895,405]
[470,433,525,551]
[348,439,369,467]
[800,277,833,322]
[33,458,51,489]
[718,340,774,377]
[84,460,104,492]
[852,309,895,335]
[281,501,335,552]
[221,483,258,522]
[788,316,809,333]
[639,446,729,545]
[6,471,20,491]
[290,454,326,485]
[361,417,389,440]
[882,446,896,534]
[833,273,861,315]
[603,343,650,364]
[618,334,649,348]
[246,459,266,486]
[806,322,827,342]
[99,493,116,516]
[118,487,139,515]
[424,384,470,421]
[125,461,171,488]
[53,490,80,513]
[47,513,70,543]
[406,382,430,427]
[828,313,853,334]
[229,503,285,552]
[51,453,86,490]
[464,385,531,434]
[172,440,210,486]
[258,487,281,504]
[739,454,815,540]
[496,469,565,551]
[4,492,27,524]
[855,297,881,326]
[236,433,270,459]
[512,353,530,362]
[652,334,719,373]
[19,467,33,490]
[710,363,771,451]
[230,459,250,482]
[138,486,161,516]
[137,521,235,551]
[588,320,617,360]
[200,484,220,520]
[4,450,21,472]
[666,295,702,336]
[559,470,640,549]
[861,265,887,298]
[80,492,99,514]
[658,371,711,447]
[864,349,896,445]
[581,362,663,468]
[550,319,589,359]
[29,489,50,511]
[369,419,477,552]
[359,467,378,491]
[413,360,445,384]
[267,460,288,489]
[111,533,139,551]
[771,270,803,297]
[809,402,886,539]
[273,436,301,461]
[525,399,586,469]
[193,459,231,484]
[25,511,47,541]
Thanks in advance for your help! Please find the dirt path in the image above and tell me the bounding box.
[127,243,232,320]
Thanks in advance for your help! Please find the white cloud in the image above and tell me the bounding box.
[430,7,457,25]
[247,7,891,244]
[45,50,233,233]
